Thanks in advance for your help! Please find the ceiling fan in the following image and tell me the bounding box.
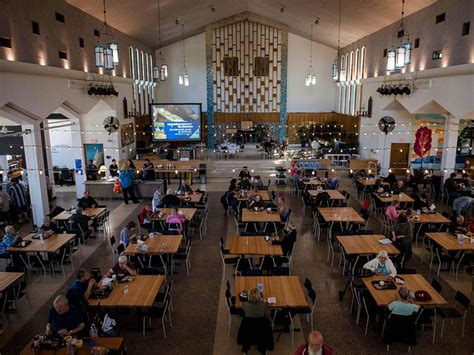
[103,116,120,135]
[378,116,396,135]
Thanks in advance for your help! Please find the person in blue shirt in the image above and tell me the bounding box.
[327,172,341,190]
[0,225,22,255]
[71,269,96,300]
[46,295,85,337]
[388,287,420,316]
[119,221,136,246]
[452,196,473,216]
[119,160,139,204]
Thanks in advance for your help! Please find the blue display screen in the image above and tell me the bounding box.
[151,104,201,142]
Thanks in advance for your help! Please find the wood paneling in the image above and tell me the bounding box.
[214,112,279,123]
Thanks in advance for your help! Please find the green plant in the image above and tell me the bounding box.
[297,125,310,147]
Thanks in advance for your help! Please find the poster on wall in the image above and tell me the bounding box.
[120,123,135,147]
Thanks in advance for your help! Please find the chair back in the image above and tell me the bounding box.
[308,288,317,305]
[454,291,470,309]
[431,279,442,293]
[383,312,417,347]
[109,235,116,247]
[304,278,312,291]
[116,243,125,255]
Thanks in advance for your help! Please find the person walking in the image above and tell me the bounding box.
[119,160,138,204]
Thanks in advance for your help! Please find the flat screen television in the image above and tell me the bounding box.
[150,103,202,142]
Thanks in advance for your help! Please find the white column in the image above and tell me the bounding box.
[22,124,49,227]
[71,118,86,199]
[440,115,459,180]
[41,120,56,199]
[0,156,9,182]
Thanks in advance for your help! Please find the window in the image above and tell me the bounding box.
[223,57,239,76]
[32,21,40,35]
[94,29,100,38]
[383,48,387,57]
[79,37,84,48]
[435,13,445,24]
[414,38,420,48]
[55,12,65,23]
[0,36,12,48]
[254,57,269,76]
[58,50,68,60]
[432,50,442,60]
[462,22,470,36]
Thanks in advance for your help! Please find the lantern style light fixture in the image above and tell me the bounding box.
[305,22,317,86]
[331,0,342,81]
[178,24,189,86]
[386,0,412,73]
[153,0,168,82]
[95,0,119,70]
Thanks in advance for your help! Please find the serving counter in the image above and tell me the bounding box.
[84,180,165,199]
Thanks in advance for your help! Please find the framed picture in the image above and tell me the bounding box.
[120,123,135,147]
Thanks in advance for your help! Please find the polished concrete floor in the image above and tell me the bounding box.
[1,177,473,354]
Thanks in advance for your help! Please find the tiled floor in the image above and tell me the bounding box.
[1,177,473,354]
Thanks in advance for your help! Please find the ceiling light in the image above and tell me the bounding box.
[332,0,342,81]
[94,0,119,70]
[305,22,317,86]
[280,6,285,13]
[386,0,412,72]
[153,0,168,82]
[178,24,189,86]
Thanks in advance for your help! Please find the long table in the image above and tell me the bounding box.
[53,207,106,223]
[235,276,307,309]
[21,337,124,355]
[227,236,283,256]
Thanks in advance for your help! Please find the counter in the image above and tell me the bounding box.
[84,180,165,199]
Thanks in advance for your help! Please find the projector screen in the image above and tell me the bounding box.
[150,103,202,142]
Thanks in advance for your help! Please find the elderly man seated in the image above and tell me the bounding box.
[294,330,333,355]
[39,216,60,239]
[106,255,137,280]
[46,295,85,337]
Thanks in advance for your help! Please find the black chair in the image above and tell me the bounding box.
[438,291,470,338]
[238,316,274,353]
[225,288,244,334]
[382,312,417,351]
[115,243,125,256]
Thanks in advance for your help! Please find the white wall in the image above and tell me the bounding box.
[154,32,337,113]
[155,33,207,111]
[287,33,337,112]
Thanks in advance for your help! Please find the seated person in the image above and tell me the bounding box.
[71,269,96,300]
[228,178,238,192]
[413,192,430,210]
[248,195,265,210]
[239,177,251,190]
[39,216,59,238]
[165,209,186,233]
[120,221,136,246]
[385,201,400,223]
[405,174,417,190]
[383,172,397,186]
[251,176,264,189]
[444,173,460,200]
[354,169,367,180]
[271,223,297,257]
[461,173,472,188]
[71,208,92,238]
[238,166,251,180]
[106,255,137,279]
[141,159,155,181]
[276,196,290,221]
[391,180,405,194]
[363,250,397,277]
[160,188,181,208]
[151,189,162,212]
[391,213,413,262]
[453,196,474,216]
[0,225,22,255]
[242,288,268,318]
[46,295,85,337]
[139,205,154,231]
[295,330,333,355]
[450,215,468,235]
[177,184,193,193]
[77,191,98,209]
[388,287,420,316]
[327,172,340,190]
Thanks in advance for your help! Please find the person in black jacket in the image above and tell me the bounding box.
[109,159,119,177]
[272,224,297,257]
[160,189,181,208]
[77,191,97,209]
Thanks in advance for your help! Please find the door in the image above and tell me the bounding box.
[390,143,410,176]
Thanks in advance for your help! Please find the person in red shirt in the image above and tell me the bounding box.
[139,204,154,231]
[294,330,333,355]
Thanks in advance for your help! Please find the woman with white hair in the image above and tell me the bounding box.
[363,250,397,277]
[159,188,181,208]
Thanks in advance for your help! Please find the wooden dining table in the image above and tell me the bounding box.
[20,337,124,355]
[425,232,474,252]
[318,207,365,223]
[227,236,283,256]
[0,272,24,309]
[362,274,447,308]
[409,212,451,225]
[241,209,281,223]
[374,193,415,204]
[235,190,271,201]
[150,208,197,221]
[177,192,203,204]
[8,233,76,274]
[88,275,165,335]
[235,276,308,309]
[308,189,345,200]
[53,207,107,222]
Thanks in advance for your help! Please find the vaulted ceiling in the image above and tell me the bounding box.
[67,0,436,49]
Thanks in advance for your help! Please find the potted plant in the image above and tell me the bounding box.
[297,125,310,147]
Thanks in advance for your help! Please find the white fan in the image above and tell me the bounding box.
[103,116,120,135]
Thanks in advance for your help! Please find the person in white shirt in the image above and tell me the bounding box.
[363,250,397,277]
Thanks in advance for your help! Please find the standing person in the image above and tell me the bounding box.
[8,178,28,223]
[290,161,299,180]
[0,185,10,224]
[119,160,138,204]
[294,330,333,355]
[86,160,98,181]
[109,159,119,178]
